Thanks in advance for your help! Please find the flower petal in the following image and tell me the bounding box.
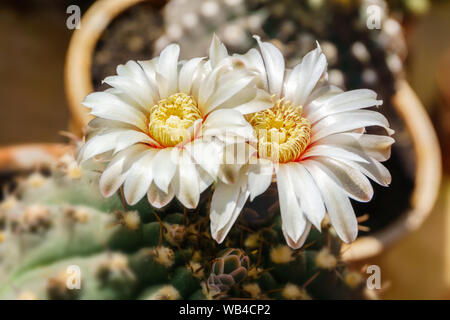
[284,43,327,106]
[232,89,273,115]
[113,130,160,153]
[303,161,358,243]
[284,222,312,249]
[248,161,273,201]
[308,158,374,202]
[303,85,343,117]
[138,57,159,84]
[185,138,224,179]
[172,151,201,209]
[83,92,147,131]
[152,148,179,193]
[311,110,394,143]
[84,118,139,141]
[345,157,392,186]
[202,109,255,141]
[156,44,180,97]
[319,132,394,162]
[288,163,326,231]
[209,34,229,68]
[104,60,158,112]
[210,179,249,243]
[205,71,255,113]
[178,57,205,95]
[147,181,174,208]
[123,149,158,205]
[254,36,285,97]
[235,48,268,90]
[99,144,148,197]
[302,144,370,163]
[276,164,307,243]
[308,89,382,124]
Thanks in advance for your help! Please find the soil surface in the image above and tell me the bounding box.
[92,1,166,91]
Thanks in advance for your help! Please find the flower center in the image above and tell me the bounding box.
[248,99,311,163]
[149,93,202,147]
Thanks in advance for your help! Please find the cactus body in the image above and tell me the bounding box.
[0,153,369,299]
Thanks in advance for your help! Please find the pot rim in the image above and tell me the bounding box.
[64,0,442,261]
[341,80,442,261]
[64,0,151,136]
[0,143,72,173]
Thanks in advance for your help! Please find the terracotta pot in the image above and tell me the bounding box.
[64,0,157,136]
[64,0,442,261]
[341,80,442,261]
[0,144,72,173]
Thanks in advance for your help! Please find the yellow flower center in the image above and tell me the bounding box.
[148,93,202,147]
[248,99,311,163]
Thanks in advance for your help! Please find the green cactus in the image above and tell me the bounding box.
[0,152,371,300]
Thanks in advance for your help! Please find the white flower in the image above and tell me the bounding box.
[210,36,394,248]
[78,35,272,209]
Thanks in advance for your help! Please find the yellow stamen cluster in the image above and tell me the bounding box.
[148,93,202,147]
[248,99,311,163]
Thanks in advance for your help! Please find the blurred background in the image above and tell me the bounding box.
[0,0,449,299]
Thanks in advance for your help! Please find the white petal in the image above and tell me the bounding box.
[210,179,249,243]
[209,34,229,68]
[311,110,393,143]
[113,130,160,153]
[138,57,159,84]
[81,129,159,163]
[248,162,273,201]
[156,44,180,97]
[197,166,215,193]
[99,144,148,197]
[254,36,285,97]
[79,131,121,162]
[308,158,374,202]
[234,48,268,90]
[308,89,382,124]
[232,89,273,115]
[152,148,179,193]
[276,164,307,242]
[197,64,223,112]
[288,163,326,231]
[284,43,327,106]
[303,85,343,117]
[178,57,205,95]
[302,144,369,163]
[147,181,174,208]
[83,92,147,131]
[205,72,255,113]
[185,139,224,179]
[202,108,250,131]
[123,150,157,205]
[104,60,158,112]
[172,151,200,209]
[213,85,272,115]
[202,109,255,141]
[319,132,394,162]
[190,60,210,102]
[84,118,138,141]
[303,161,358,243]
[284,222,312,249]
[345,158,392,186]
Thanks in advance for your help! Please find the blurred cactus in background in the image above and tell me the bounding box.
[0,150,370,300]
[157,0,407,102]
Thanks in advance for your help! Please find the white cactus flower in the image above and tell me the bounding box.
[78,35,272,209]
[209,36,395,248]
